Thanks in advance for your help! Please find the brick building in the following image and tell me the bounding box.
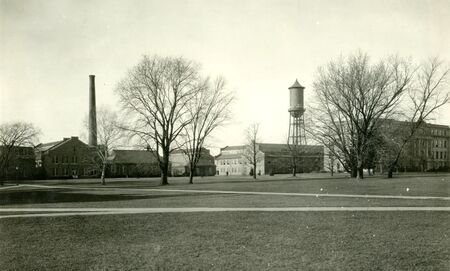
[107,149,161,177]
[35,137,97,179]
[215,143,324,176]
[170,148,216,176]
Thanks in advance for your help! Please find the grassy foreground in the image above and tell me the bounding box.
[1,174,449,270]
[1,212,449,270]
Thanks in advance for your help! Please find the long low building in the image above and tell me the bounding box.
[170,148,216,177]
[107,149,161,177]
[215,143,324,176]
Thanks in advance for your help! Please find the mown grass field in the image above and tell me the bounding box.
[0,174,449,270]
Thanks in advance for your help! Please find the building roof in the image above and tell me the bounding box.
[259,143,323,154]
[216,143,323,159]
[109,149,158,164]
[172,147,211,155]
[289,79,305,89]
[35,137,87,153]
[215,153,243,160]
[221,145,245,151]
[35,140,63,152]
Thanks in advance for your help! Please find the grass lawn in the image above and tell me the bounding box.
[0,212,449,270]
[20,173,450,197]
[0,174,449,270]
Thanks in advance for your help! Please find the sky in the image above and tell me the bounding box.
[1,0,450,152]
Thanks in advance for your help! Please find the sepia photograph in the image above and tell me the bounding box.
[1,0,449,270]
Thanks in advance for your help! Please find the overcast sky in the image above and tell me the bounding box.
[1,0,449,150]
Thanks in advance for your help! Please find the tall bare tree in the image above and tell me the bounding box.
[116,55,206,185]
[312,52,414,179]
[181,77,234,184]
[243,123,261,179]
[381,58,450,178]
[0,122,40,185]
[84,107,125,185]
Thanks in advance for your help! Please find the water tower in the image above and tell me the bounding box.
[288,79,306,147]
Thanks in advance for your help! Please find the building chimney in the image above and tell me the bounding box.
[88,75,97,146]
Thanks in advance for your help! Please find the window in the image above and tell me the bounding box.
[53,168,57,176]
[55,156,59,163]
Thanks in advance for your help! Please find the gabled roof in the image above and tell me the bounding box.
[109,149,158,164]
[35,140,64,152]
[35,137,88,152]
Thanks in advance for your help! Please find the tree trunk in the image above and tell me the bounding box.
[253,164,256,179]
[387,169,393,178]
[189,169,194,184]
[357,166,364,180]
[351,166,357,178]
[292,156,296,177]
[101,163,106,185]
[160,150,170,185]
[161,173,169,185]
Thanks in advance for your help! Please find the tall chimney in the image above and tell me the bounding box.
[88,75,97,146]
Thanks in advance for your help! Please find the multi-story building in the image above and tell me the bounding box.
[215,143,324,176]
[35,136,97,179]
[0,146,36,180]
[400,122,450,171]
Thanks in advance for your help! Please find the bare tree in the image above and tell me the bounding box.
[84,107,125,185]
[381,58,450,178]
[116,55,206,185]
[309,106,358,177]
[312,52,414,179]
[181,77,234,184]
[243,123,261,179]
[0,122,40,185]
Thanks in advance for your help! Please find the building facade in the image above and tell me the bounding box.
[170,148,216,176]
[215,143,324,176]
[107,149,161,177]
[35,137,98,179]
[397,122,450,172]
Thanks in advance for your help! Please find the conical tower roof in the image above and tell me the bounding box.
[289,79,304,89]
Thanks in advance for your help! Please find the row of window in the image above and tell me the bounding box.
[14,148,34,155]
[415,150,448,159]
[52,167,97,176]
[434,151,447,160]
[219,167,241,174]
[216,159,248,166]
[51,156,78,164]
[415,139,448,148]
[430,129,448,136]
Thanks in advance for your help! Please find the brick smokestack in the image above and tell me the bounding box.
[88,75,97,146]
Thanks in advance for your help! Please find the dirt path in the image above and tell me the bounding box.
[1,206,449,219]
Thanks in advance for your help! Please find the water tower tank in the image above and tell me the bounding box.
[288,79,305,117]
